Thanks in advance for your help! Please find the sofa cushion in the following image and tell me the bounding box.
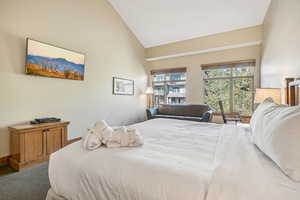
[157,104,210,117]
[152,115,203,122]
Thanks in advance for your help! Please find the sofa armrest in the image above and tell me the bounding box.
[146,108,158,120]
[200,110,213,122]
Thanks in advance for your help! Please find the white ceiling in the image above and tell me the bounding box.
[108,0,271,48]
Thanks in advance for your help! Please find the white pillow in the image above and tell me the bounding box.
[251,98,300,181]
[250,98,276,138]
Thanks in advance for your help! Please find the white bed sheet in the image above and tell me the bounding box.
[207,124,300,200]
[49,119,223,200]
[48,119,300,200]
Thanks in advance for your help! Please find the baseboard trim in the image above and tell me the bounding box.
[67,137,82,145]
[0,155,11,167]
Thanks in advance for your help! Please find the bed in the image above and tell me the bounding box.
[46,118,300,200]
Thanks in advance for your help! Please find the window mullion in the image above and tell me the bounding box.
[164,76,167,104]
[230,68,233,114]
[251,76,255,112]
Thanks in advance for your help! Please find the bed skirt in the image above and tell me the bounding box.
[46,188,66,200]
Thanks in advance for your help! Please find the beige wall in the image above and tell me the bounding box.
[146,25,263,59]
[0,0,147,157]
[261,0,300,88]
[146,26,262,105]
[147,45,261,104]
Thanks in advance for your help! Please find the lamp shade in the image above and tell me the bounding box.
[254,88,281,104]
[145,87,154,94]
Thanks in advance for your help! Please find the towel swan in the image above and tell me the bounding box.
[82,120,143,150]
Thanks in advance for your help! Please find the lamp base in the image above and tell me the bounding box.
[147,95,153,109]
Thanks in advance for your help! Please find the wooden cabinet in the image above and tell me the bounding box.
[9,121,70,171]
[24,130,44,162]
[46,127,64,155]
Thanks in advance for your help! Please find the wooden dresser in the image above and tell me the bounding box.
[9,121,70,171]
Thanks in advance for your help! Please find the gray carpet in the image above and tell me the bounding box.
[0,163,50,200]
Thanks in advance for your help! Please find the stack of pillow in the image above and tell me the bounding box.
[250,97,300,182]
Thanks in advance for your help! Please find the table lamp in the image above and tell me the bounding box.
[145,87,154,109]
[254,88,281,104]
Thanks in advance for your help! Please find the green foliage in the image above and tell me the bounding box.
[204,79,230,113]
[204,66,254,116]
[233,78,253,116]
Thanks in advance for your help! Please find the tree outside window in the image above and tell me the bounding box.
[203,62,255,116]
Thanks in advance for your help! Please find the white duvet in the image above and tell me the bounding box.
[48,119,300,200]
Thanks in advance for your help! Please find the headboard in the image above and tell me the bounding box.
[286,78,300,106]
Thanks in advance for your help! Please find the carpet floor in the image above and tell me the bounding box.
[0,163,50,200]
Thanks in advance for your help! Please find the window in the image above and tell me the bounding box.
[203,61,255,116]
[151,68,187,106]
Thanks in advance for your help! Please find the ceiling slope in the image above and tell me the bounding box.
[108,0,271,48]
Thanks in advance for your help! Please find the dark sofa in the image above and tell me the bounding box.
[146,104,213,122]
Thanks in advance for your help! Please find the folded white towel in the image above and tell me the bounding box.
[106,126,144,148]
[106,127,125,148]
[94,120,113,144]
[82,128,102,150]
[127,127,144,147]
[82,120,143,150]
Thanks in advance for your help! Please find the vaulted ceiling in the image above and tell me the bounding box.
[108,0,271,48]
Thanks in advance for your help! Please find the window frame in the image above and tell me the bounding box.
[202,61,255,116]
[151,69,187,106]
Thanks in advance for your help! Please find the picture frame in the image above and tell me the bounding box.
[25,38,85,80]
[113,77,134,95]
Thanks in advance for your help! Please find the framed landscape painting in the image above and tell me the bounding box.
[25,38,85,80]
[113,77,134,95]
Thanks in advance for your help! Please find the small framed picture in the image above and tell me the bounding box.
[113,77,134,95]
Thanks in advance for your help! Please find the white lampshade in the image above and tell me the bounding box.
[254,88,281,104]
[145,87,154,94]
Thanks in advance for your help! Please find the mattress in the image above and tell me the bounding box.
[48,119,300,200]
